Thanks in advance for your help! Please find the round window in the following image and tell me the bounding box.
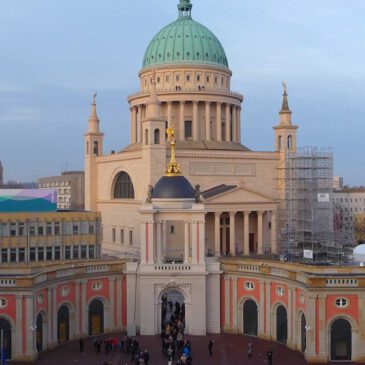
[245,281,255,291]
[276,286,284,296]
[61,286,70,297]
[92,281,103,291]
[335,297,348,308]
[0,298,8,309]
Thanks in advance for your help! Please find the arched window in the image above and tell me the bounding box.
[93,141,99,155]
[288,135,292,149]
[145,129,149,145]
[86,141,89,155]
[278,135,282,150]
[154,129,160,144]
[114,172,135,199]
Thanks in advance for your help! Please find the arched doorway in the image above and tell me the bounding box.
[300,313,306,353]
[88,299,104,335]
[276,305,287,344]
[243,300,258,336]
[36,313,43,352]
[0,317,12,359]
[331,318,352,361]
[160,290,185,333]
[57,305,70,344]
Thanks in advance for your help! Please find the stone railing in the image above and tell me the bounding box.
[0,279,16,287]
[325,278,359,287]
[85,265,109,273]
[154,264,191,271]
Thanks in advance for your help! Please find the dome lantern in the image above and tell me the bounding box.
[178,0,193,19]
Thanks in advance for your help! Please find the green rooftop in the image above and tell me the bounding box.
[142,0,229,70]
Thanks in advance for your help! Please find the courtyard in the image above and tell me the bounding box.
[17,334,357,365]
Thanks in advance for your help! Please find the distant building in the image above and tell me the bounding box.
[333,187,365,242]
[333,176,343,191]
[39,171,85,210]
[0,160,3,186]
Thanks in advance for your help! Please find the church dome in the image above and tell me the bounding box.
[152,176,195,199]
[142,0,228,70]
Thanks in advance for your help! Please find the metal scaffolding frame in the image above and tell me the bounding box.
[279,147,354,264]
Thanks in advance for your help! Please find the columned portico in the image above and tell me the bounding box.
[205,102,211,141]
[216,102,222,141]
[179,101,185,140]
[243,211,251,255]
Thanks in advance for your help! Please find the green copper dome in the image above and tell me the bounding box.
[142,0,229,70]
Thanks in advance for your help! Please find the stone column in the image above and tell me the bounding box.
[191,220,197,264]
[109,276,115,332]
[52,288,57,342]
[224,276,230,330]
[265,281,271,339]
[179,101,185,141]
[287,286,293,348]
[258,280,265,337]
[214,212,221,256]
[237,107,241,142]
[271,210,277,254]
[167,101,172,128]
[156,220,162,264]
[137,105,142,143]
[216,102,222,141]
[229,211,236,256]
[130,107,136,144]
[184,221,190,264]
[205,102,211,141]
[198,219,205,264]
[257,211,264,255]
[140,222,147,265]
[74,281,81,338]
[162,221,167,257]
[305,294,317,362]
[116,276,122,329]
[15,294,23,357]
[25,294,36,356]
[46,289,52,346]
[193,100,199,140]
[81,280,87,336]
[148,220,154,264]
[232,106,237,142]
[357,293,365,360]
[318,294,327,359]
[225,104,230,142]
[244,211,251,255]
[232,277,238,331]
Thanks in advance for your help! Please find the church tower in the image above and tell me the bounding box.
[84,94,104,210]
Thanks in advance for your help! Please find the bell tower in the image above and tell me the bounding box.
[84,93,104,211]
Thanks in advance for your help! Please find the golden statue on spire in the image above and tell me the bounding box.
[165,126,182,176]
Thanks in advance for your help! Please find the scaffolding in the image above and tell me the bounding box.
[280,147,354,265]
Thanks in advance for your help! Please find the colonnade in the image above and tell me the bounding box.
[130,101,241,144]
[213,210,277,256]
[140,219,205,265]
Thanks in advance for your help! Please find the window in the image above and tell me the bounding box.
[54,222,60,235]
[61,286,69,297]
[89,245,95,259]
[18,248,25,262]
[89,223,95,235]
[0,299,8,309]
[38,225,44,236]
[112,228,116,242]
[176,75,180,81]
[276,286,284,296]
[29,225,36,236]
[129,230,133,245]
[18,223,25,236]
[170,226,175,234]
[46,222,52,235]
[46,247,53,260]
[120,229,124,244]
[114,172,135,199]
[154,129,160,144]
[186,75,190,81]
[335,297,348,308]
[287,135,292,149]
[1,249,7,263]
[73,246,79,260]
[10,248,16,262]
[65,246,71,259]
[206,76,210,82]
[245,281,255,290]
[197,75,201,82]
[73,224,79,235]
[184,120,192,139]
[10,223,16,236]
[38,247,44,261]
[81,245,87,259]
[278,135,282,150]
[54,246,61,260]
[92,281,103,291]
[166,76,169,82]
[30,248,36,261]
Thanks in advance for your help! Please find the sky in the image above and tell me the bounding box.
[0,0,364,185]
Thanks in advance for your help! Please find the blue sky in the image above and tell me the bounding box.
[0,0,364,185]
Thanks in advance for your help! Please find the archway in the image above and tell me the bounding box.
[0,317,12,359]
[88,299,104,336]
[36,313,43,352]
[300,313,306,353]
[243,300,258,336]
[331,318,352,361]
[159,289,185,334]
[57,305,70,344]
[276,305,287,344]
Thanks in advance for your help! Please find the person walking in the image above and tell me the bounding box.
[267,350,273,365]
[247,342,253,359]
[208,339,214,356]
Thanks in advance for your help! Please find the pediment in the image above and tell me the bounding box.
[203,186,276,204]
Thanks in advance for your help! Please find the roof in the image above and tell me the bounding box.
[202,184,237,199]
[152,175,195,199]
[142,1,228,70]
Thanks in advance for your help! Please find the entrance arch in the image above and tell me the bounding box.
[88,299,104,335]
[0,317,12,359]
[243,299,258,336]
[300,313,306,353]
[331,318,352,361]
[156,287,189,335]
[57,305,70,344]
[276,305,287,344]
[36,312,45,352]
